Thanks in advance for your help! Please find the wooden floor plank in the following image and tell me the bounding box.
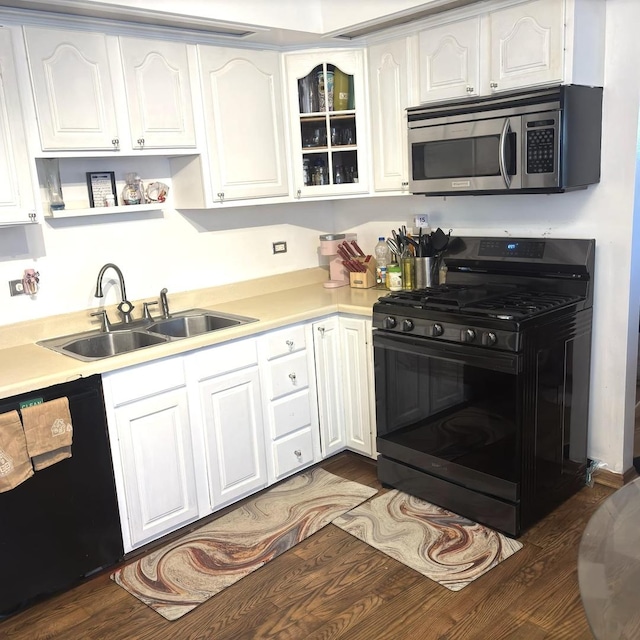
[0,453,611,640]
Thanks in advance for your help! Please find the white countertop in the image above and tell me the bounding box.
[0,270,383,400]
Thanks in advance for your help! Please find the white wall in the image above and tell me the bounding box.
[2,0,639,476]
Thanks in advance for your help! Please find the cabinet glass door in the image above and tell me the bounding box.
[298,63,358,188]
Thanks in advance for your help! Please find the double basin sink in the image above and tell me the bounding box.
[38,309,258,362]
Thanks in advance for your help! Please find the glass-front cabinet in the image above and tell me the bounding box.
[285,50,368,198]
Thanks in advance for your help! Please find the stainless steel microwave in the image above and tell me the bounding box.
[408,84,603,196]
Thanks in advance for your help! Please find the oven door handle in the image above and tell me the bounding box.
[499,118,512,189]
[373,331,520,375]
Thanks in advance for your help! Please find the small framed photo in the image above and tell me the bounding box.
[86,171,118,208]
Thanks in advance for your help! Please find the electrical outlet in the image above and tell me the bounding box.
[273,241,287,254]
[9,279,24,296]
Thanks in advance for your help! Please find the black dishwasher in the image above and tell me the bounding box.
[0,374,123,616]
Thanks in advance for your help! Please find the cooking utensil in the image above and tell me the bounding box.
[431,227,449,253]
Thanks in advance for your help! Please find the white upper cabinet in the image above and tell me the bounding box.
[24,27,197,153]
[368,37,413,193]
[0,28,36,225]
[119,37,196,149]
[24,26,120,151]
[285,49,369,199]
[417,0,603,103]
[197,46,289,203]
[488,0,564,93]
[418,17,480,102]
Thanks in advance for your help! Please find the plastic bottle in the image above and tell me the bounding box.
[374,237,391,287]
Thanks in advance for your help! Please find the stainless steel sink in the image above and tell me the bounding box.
[38,308,258,361]
[146,311,249,338]
[40,330,170,362]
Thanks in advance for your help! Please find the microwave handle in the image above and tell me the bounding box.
[499,118,512,189]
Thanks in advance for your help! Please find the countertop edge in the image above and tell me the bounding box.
[0,282,383,400]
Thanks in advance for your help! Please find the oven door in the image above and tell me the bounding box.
[409,115,522,194]
[373,331,521,503]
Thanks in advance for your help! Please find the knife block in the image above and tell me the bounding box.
[349,256,376,289]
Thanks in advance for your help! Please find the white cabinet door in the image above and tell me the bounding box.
[418,17,480,102]
[488,0,564,93]
[285,50,369,198]
[199,366,267,509]
[368,38,411,193]
[112,388,199,550]
[24,26,119,151]
[312,317,346,457]
[339,317,374,457]
[198,46,288,202]
[119,37,196,149]
[0,28,36,225]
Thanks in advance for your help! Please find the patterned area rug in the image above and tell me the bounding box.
[111,468,377,620]
[333,489,523,591]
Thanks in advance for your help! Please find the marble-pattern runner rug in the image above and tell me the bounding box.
[333,489,523,592]
[111,468,377,620]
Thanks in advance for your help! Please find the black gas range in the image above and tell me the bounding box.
[372,237,595,537]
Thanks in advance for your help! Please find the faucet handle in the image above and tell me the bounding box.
[91,310,112,333]
[143,301,158,320]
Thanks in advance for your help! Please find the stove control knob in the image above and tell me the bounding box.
[383,316,397,329]
[430,323,444,337]
[401,319,414,332]
[461,328,476,343]
[482,331,497,346]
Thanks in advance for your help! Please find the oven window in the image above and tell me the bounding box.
[375,346,518,484]
[412,133,516,180]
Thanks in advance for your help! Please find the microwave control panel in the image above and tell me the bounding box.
[525,118,556,174]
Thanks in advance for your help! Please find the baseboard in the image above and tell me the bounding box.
[594,466,639,489]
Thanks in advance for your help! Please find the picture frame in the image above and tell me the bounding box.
[86,171,118,208]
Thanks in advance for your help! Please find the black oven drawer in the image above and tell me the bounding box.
[378,456,520,537]
[377,436,519,503]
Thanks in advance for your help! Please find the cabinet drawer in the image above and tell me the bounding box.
[266,351,309,399]
[104,356,185,406]
[268,390,312,439]
[273,428,315,480]
[262,324,306,360]
[187,337,258,380]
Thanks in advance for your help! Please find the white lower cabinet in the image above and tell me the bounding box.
[187,338,267,512]
[312,315,376,459]
[102,315,374,552]
[258,323,321,483]
[102,357,199,552]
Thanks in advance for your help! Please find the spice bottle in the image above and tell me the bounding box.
[388,261,402,291]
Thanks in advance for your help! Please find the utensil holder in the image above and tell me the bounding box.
[414,257,439,289]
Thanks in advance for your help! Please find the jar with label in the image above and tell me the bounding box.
[387,262,402,291]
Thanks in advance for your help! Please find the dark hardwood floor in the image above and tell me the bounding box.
[0,452,612,640]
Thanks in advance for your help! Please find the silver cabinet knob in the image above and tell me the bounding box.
[288,372,297,382]
[217,192,225,203]
[111,138,119,149]
[466,86,474,93]
[286,339,294,350]
[294,449,302,458]
[296,189,301,199]
[28,211,37,222]
[317,326,325,337]
[490,81,498,89]
[137,137,145,148]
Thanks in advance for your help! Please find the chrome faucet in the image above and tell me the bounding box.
[160,287,170,319]
[94,263,135,324]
